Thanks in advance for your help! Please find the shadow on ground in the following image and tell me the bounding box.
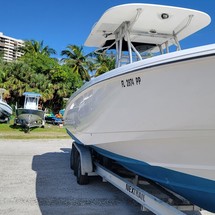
[32,148,144,215]
[9,124,39,133]
[32,147,204,215]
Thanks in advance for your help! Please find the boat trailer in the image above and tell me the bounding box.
[70,142,201,215]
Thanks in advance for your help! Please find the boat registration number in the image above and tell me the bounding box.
[121,77,141,88]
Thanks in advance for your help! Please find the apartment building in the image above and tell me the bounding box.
[0,32,24,61]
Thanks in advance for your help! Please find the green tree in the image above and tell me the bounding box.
[61,45,90,81]
[0,51,6,83]
[20,40,56,56]
[0,40,88,113]
[95,53,115,77]
[88,52,115,77]
[0,61,34,106]
[46,63,83,112]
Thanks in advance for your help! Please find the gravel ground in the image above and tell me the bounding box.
[0,139,214,215]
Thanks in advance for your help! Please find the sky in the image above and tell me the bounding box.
[1,0,214,58]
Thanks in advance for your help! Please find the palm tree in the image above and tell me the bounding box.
[94,52,115,77]
[61,45,90,81]
[0,51,6,82]
[20,40,56,56]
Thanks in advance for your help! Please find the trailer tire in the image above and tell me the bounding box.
[70,144,76,170]
[73,147,79,176]
[24,127,30,133]
[77,156,89,185]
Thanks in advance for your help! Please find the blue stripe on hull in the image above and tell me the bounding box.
[91,145,215,213]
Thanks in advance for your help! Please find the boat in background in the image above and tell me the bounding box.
[0,88,12,123]
[15,92,45,131]
[45,109,64,125]
[64,4,215,212]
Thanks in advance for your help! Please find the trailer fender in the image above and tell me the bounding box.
[73,142,93,175]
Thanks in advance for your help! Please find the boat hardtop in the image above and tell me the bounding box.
[85,3,210,58]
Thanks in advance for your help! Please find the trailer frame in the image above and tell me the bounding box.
[70,141,201,215]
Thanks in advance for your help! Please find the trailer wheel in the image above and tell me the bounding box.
[77,156,89,185]
[24,127,30,133]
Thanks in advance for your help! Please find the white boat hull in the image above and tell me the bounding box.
[16,108,45,127]
[64,44,215,212]
[0,100,12,121]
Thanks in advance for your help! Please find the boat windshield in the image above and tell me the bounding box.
[24,97,39,110]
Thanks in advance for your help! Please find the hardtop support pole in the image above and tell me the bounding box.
[125,22,133,64]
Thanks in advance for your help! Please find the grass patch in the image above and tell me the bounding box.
[0,120,70,139]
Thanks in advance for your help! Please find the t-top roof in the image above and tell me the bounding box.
[85,3,211,48]
[23,92,41,97]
